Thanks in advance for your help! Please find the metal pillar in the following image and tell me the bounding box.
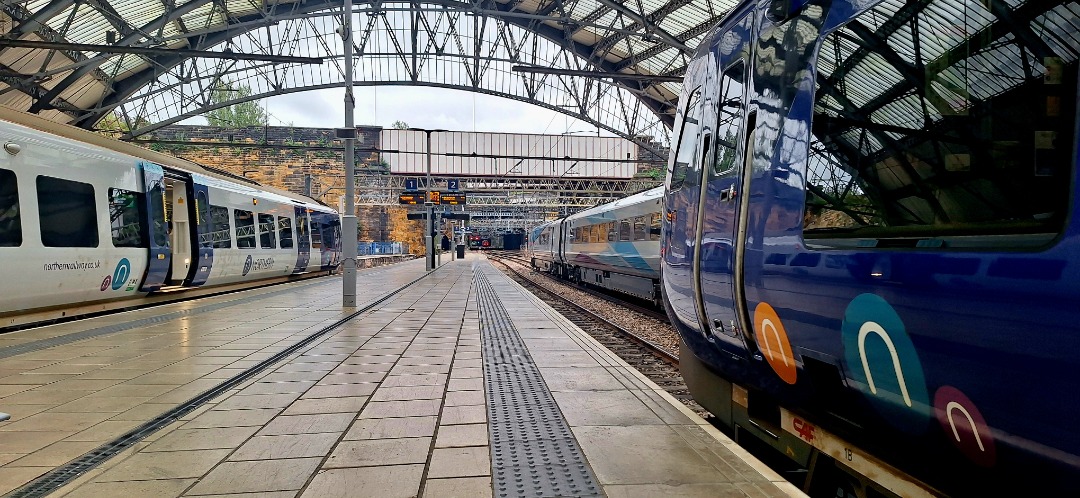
[425,130,434,271]
[341,0,358,307]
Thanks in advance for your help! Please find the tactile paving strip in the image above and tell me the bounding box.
[475,270,602,498]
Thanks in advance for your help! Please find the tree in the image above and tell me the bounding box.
[204,81,267,127]
[391,120,409,130]
[95,111,151,135]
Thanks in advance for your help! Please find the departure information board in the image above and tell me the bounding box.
[441,192,467,205]
[398,191,425,205]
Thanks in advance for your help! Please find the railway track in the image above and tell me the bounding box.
[489,251,670,323]
[488,255,703,414]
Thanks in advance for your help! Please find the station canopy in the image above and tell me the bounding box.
[0,0,738,143]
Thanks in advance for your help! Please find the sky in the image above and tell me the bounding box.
[184,85,615,137]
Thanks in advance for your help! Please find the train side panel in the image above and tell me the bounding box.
[199,180,300,286]
[529,221,559,273]
[0,119,150,315]
[665,0,1080,495]
[563,188,663,300]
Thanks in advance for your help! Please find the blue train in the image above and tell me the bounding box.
[662,0,1079,495]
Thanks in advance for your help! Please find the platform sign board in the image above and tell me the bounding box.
[427,190,442,205]
[441,192,467,205]
[447,179,460,191]
[405,178,419,191]
[399,191,425,205]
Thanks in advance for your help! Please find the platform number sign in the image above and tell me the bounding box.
[448,179,460,191]
[405,178,419,191]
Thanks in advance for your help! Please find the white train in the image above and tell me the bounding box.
[0,107,342,322]
[529,187,662,302]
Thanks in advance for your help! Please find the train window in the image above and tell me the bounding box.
[0,169,20,247]
[714,61,746,174]
[37,176,97,248]
[649,213,661,241]
[108,189,145,248]
[804,1,1077,249]
[311,220,323,249]
[258,213,276,248]
[208,205,231,248]
[278,217,294,249]
[297,214,309,246]
[606,222,616,242]
[619,220,632,242]
[326,221,340,250]
[633,216,647,241]
[234,209,256,248]
[670,89,702,190]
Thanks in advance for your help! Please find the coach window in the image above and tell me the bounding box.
[109,189,145,248]
[278,217,294,249]
[633,216,647,241]
[207,205,231,248]
[649,213,661,241]
[603,223,613,242]
[714,61,745,174]
[619,220,632,241]
[670,89,702,190]
[311,220,323,249]
[297,214,310,246]
[258,213,277,248]
[0,169,20,247]
[37,176,97,248]
[803,3,1076,249]
[235,209,256,248]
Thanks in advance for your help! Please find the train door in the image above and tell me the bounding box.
[694,8,757,356]
[293,206,310,273]
[138,161,171,292]
[662,66,709,330]
[164,175,191,286]
[189,181,213,286]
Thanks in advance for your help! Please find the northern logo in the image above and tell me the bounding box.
[111,259,130,291]
[242,255,253,276]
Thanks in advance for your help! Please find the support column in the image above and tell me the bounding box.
[341,0,358,306]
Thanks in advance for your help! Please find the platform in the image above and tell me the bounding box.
[0,254,801,498]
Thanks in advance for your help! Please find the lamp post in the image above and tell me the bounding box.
[425,130,434,271]
[340,0,357,307]
[409,128,446,271]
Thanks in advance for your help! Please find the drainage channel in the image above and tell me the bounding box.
[6,269,439,498]
[475,269,603,498]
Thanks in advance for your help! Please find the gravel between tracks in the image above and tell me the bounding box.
[492,255,680,358]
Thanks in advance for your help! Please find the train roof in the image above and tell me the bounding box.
[566,186,664,221]
[0,106,331,211]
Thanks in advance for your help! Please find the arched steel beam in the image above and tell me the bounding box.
[75,0,679,131]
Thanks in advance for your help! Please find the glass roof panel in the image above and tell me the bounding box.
[639,0,669,17]
[54,6,112,46]
[845,52,903,107]
[114,0,167,28]
[1033,3,1080,62]
[226,0,264,17]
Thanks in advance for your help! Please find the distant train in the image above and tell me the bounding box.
[662,0,1080,496]
[529,187,662,302]
[0,107,342,322]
